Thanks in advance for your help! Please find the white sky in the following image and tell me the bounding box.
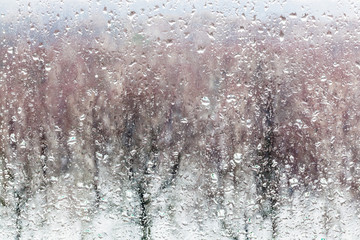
[0,0,358,21]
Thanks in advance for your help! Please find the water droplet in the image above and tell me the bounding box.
[355,61,360,69]
[279,30,284,42]
[128,11,136,21]
[7,47,13,54]
[320,178,327,186]
[20,140,26,149]
[45,64,51,72]
[234,153,242,164]
[10,133,16,143]
[180,118,188,124]
[96,152,103,160]
[289,12,297,18]
[130,150,137,156]
[226,95,236,103]
[201,96,210,106]
[67,136,76,145]
[246,119,252,128]
[289,178,299,187]
[197,46,206,54]
[211,173,218,182]
[217,209,225,219]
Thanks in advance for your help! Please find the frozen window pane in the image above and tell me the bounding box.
[0,0,360,239]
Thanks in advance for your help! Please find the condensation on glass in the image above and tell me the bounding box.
[0,0,360,239]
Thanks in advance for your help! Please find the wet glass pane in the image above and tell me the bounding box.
[1,0,360,239]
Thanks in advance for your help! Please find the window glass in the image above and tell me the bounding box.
[1,0,359,239]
